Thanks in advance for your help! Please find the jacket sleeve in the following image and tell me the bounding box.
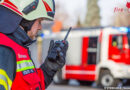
[0,46,16,90]
[40,63,56,89]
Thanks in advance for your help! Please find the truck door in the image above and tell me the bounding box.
[108,34,130,64]
[81,37,98,81]
[65,36,98,81]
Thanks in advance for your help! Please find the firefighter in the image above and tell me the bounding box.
[0,0,68,90]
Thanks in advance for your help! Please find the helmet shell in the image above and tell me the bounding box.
[0,0,55,21]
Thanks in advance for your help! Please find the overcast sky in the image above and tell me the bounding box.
[55,0,129,27]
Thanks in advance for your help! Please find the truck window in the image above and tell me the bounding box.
[88,37,97,48]
[88,52,96,64]
[112,35,123,49]
[87,37,98,64]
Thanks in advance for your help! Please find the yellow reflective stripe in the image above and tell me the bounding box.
[16,66,35,72]
[16,60,35,72]
[0,69,12,87]
[17,60,32,64]
[0,79,8,90]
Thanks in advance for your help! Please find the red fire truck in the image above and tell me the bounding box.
[42,27,130,87]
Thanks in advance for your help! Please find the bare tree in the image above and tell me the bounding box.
[76,17,82,27]
[83,0,100,27]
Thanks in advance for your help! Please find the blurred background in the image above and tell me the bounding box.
[29,0,130,90]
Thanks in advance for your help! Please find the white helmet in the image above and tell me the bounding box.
[0,0,55,21]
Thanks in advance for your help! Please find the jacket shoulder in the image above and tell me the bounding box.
[0,45,16,80]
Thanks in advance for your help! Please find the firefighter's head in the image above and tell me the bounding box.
[0,0,55,39]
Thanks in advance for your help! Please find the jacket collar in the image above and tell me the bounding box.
[7,27,35,47]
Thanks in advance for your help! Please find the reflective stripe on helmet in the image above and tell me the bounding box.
[42,0,55,18]
[42,0,52,12]
[1,2,23,15]
[17,60,35,72]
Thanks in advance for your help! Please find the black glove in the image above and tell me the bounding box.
[40,40,68,88]
[44,40,68,71]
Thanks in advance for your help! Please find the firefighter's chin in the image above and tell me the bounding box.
[27,31,37,40]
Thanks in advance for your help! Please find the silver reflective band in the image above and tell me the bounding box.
[17,60,34,72]
[0,74,11,90]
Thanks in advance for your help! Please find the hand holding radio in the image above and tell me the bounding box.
[43,27,71,71]
[47,27,71,62]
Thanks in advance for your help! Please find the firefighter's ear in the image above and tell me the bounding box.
[48,40,54,52]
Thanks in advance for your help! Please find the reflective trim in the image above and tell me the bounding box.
[17,60,32,64]
[0,69,12,90]
[0,75,11,90]
[17,66,35,72]
[0,79,8,90]
[17,60,35,72]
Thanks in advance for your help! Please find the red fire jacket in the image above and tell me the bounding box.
[0,33,45,90]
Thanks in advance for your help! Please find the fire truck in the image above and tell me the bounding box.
[42,27,130,87]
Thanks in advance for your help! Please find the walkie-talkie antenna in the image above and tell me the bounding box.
[64,27,72,41]
[48,27,72,61]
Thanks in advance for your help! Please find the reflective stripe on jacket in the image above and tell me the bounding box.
[0,33,45,90]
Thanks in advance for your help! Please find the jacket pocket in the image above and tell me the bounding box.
[22,71,40,86]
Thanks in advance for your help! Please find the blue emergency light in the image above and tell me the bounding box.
[118,27,129,32]
[112,27,129,32]
[40,33,44,38]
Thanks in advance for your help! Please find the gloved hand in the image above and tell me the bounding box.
[43,40,68,72]
[40,40,68,88]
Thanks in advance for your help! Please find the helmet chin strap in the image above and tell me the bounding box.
[20,19,35,33]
